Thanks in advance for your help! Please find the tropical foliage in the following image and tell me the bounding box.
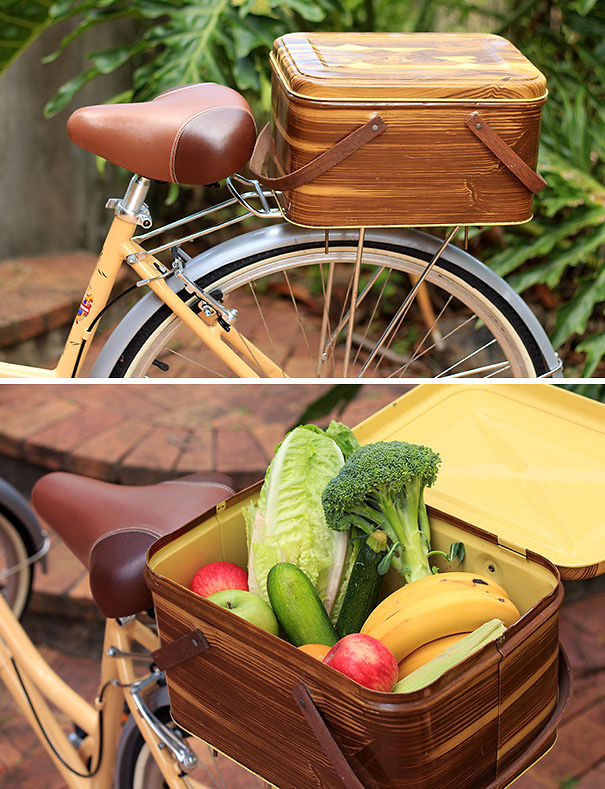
[1,0,603,375]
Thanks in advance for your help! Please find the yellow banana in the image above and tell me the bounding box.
[397,632,470,681]
[365,586,520,662]
[361,571,511,635]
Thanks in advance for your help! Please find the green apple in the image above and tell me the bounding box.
[207,589,279,636]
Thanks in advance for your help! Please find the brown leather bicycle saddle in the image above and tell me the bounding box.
[66,83,257,185]
[32,471,236,618]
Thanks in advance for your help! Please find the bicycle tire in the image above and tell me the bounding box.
[108,231,552,379]
[115,705,268,789]
[0,508,34,620]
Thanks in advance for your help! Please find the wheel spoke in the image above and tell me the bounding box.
[352,267,393,369]
[434,338,499,377]
[282,270,315,369]
[343,229,365,377]
[117,239,544,379]
[163,347,228,377]
[248,281,286,377]
[317,259,335,377]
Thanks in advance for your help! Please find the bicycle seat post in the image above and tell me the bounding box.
[106,174,152,229]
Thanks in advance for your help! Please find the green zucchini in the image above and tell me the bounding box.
[336,530,387,638]
[266,563,338,647]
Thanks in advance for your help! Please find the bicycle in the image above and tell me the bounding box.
[0,82,562,380]
[0,468,277,788]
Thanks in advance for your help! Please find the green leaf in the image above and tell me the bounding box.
[42,9,135,64]
[88,46,134,73]
[43,66,100,117]
[576,332,605,378]
[291,384,363,428]
[571,0,598,16]
[232,25,261,58]
[551,267,605,348]
[233,55,260,91]
[508,223,605,292]
[487,207,605,277]
[0,0,55,77]
[279,0,326,21]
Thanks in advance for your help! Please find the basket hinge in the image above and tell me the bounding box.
[497,537,527,558]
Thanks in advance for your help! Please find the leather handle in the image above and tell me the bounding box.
[484,646,572,789]
[151,627,209,672]
[293,683,366,789]
[466,111,547,194]
[248,115,387,191]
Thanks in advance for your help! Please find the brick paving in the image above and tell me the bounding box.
[0,253,133,373]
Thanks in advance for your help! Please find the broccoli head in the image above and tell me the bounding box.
[321,441,441,584]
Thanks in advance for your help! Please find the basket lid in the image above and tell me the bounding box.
[271,32,547,103]
[353,385,605,580]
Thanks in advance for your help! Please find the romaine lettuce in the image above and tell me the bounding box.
[247,424,355,612]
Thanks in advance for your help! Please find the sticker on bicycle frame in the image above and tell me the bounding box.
[76,287,94,324]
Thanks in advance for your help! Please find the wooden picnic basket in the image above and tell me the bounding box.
[249,32,548,228]
[145,385,605,789]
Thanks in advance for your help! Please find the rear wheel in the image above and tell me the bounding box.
[109,237,550,379]
[117,707,269,789]
[0,510,33,620]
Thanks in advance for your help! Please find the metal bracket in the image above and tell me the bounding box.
[226,174,279,217]
[171,248,238,327]
[106,646,152,662]
[106,197,153,229]
[0,533,50,581]
[130,671,198,771]
[538,355,564,378]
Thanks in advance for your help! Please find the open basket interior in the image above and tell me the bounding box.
[148,486,558,626]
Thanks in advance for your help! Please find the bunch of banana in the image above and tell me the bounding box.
[361,571,519,665]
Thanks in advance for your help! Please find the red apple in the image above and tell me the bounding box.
[323,633,398,692]
[189,561,248,597]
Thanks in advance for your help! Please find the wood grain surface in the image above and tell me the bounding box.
[146,505,564,789]
[265,32,546,228]
[271,33,547,102]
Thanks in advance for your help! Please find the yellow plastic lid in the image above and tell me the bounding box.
[354,384,605,579]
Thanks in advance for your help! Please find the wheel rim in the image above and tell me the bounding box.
[132,732,270,789]
[0,513,31,619]
[121,246,539,379]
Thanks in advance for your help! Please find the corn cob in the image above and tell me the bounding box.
[393,618,507,693]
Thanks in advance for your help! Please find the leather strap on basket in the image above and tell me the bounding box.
[248,116,387,191]
[151,628,209,672]
[466,111,547,194]
[293,683,366,789]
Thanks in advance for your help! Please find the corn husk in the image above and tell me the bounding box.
[393,618,506,693]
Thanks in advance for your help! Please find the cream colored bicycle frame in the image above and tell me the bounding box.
[0,591,199,788]
[0,215,285,379]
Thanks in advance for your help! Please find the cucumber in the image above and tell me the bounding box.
[336,531,387,638]
[266,563,338,647]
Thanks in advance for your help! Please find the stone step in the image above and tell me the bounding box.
[0,251,132,369]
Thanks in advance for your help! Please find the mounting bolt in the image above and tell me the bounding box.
[371,124,379,131]
[476,122,482,129]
